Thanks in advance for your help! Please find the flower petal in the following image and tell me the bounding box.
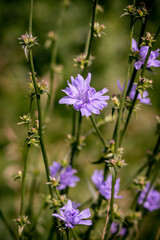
[79,208,91,219]
[78,220,92,226]
[132,39,139,52]
[59,96,78,105]
[134,60,143,70]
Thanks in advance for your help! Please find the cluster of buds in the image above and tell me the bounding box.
[141,32,156,47]
[37,80,48,95]
[102,140,126,170]
[18,32,38,59]
[122,3,148,18]
[44,31,57,49]
[137,77,153,97]
[133,176,148,191]
[47,176,59,187]
[113,204,125,222]
[93,22,105,38]
[52,195,67,207]
[125,210,141,227]
[106,158,127,171]
[28,73,48,96]
[17,114,31,126]
[73,53,94,70]
[27,127,39,147]
[15,215,30,237]
[74,53,89,70]
[111,95,120,108]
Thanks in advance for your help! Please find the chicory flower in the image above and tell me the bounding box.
[59,73,109,117]
[52,199,92,228]
[49,162,80,190]
[132,38,160,70]
[92,170,122,199]
[117,80,151,105]
[138,183,160,211]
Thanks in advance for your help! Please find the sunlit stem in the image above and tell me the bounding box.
[90,115,106,148]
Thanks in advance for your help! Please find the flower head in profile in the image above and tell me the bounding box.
[92,170,122,199]
[52,199,92,228]
[117,80,151,105]
[138,183,160,211]
[132,39,160,70]
[49,162,80,190]
[59,73,109,117]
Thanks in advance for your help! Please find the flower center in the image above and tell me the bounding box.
[64,209,77,224]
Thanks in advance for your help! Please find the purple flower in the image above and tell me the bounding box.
[49,162,80,190]
[138,183,160,211]
[59,73,109,117]
[111,222,127,237]
[132,39,160,70]
[91,170,122,199]
[52,199,92,228]
[117,80,151,105]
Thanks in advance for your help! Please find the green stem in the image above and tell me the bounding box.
[29,0,33,35]
[66,229,70,240]
[20,143,30,216]
[71,228,81,240]
[27,175,36,217]
[70,112,82,166]
[86,0,97,61]
[104,169,117,240]
[90,115,106,148]
[114,19,134,154]
[119,46,152,146]
[28,50,53,198]
[54,186,62,204]
[0,210,17,240]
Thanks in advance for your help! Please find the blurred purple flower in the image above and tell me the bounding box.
[52,199,92,228]
[59,73,109,117]
[138,183,160,211]
[117,80,151,105]
[49,162,80,190]
[92,170,122,199]
[111,222,127,237]
[132,38,160,70]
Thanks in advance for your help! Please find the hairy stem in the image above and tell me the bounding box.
[20,143,30,217]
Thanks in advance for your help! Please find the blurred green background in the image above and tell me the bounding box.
[0,0,160,239]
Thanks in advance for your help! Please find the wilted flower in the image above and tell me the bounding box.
[52,199,92,228]
[91,170,122,199]
[49,162,80,190]
[59,73,109,117]
[132,38,160,70]
[117,80,151,105]
[138,183,160,211]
